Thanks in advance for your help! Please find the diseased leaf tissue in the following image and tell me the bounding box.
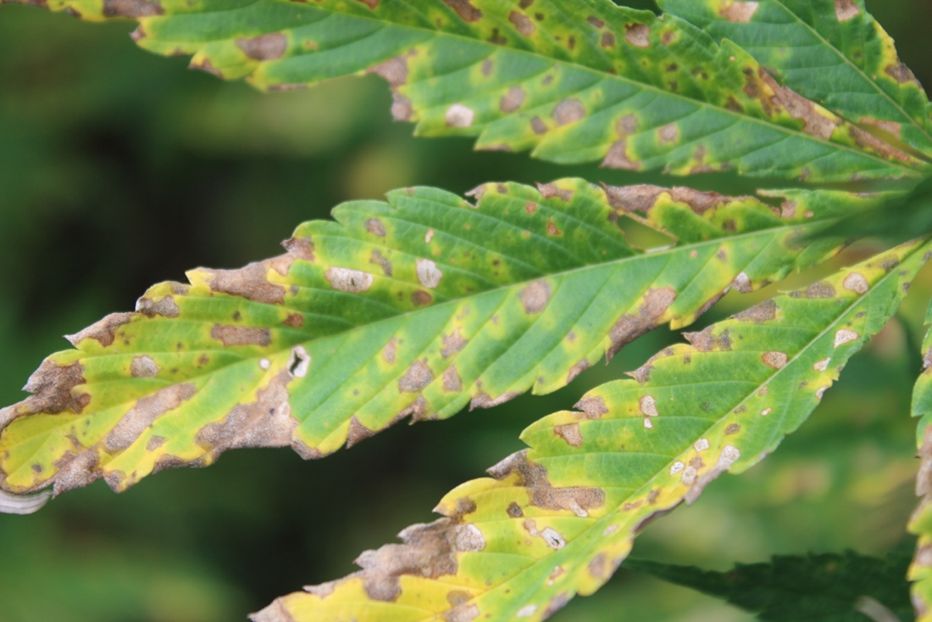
[0,0,930,621]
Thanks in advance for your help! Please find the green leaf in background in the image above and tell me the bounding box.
[628,547,913,622]
[3,0,927,182]
[252,241,929,622]
[659,0,932,157]
[909,300,932,620]
[807,175,932,246]
[0,179,849,503]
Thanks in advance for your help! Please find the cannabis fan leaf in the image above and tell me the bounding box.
[3,0,928,182]
[0,180,849,498]
[1,0,931,620]
[252,242,929,622]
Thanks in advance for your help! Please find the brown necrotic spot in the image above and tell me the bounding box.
[442,366,463,392]
[346,416,374,448]
[552,99,585,125]
[67,312,134,348]
[325,267,374,293]
[489,451,604,517]
[443,0,482,21]
[237,33,287,61]
[576,395,608,418]
[14,360,89,419]
[624,23,650,48]
[211,325,271,347]
[283,313,304,328]
[197,371,298,455]
[370,250,393,277]
[566,359,589,383]
[520,280,552,314]
[734,299,777,323]
[685,327,731,352]
[500,86,526,113]
[416,258,443,289]
[382,338,397,364]
[203,256,292,305]
[136,292,182,318]
[399,360,434,392]
[508,10,535,36]
[366,218,387,237]
[350,518,484,603]
[442,329,468,357]
[554,423,582,447]
[720,1,759,22]
[106,383,197,452]
[469,389,519,411]
[658,123,679,144]
[797,281,837,299]
[834,0,860,21]
[886,63,918,84]
[130,356,160,378]
[608,287,676,358]
[412,290,433,307]
[761,351,788,369]
[103,0,162,17]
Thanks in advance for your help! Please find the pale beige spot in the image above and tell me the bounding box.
[130,355,159,378]
[670,461,685,475]
[813,358,831,372]
[761,407,772,416]
[843,272,869,294]
[325,267,373,293]
[416,258,443,289]
[639,395,658,417]
[762,351,788,369]
[541,527,566,549]
[834,329,859,347]
[625,23,650,48]
[694,438,710,452]
[835,0,860,21]
[721,1,759,22]
[445,103,475,128]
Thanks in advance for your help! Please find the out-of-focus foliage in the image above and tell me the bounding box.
[0,0,930,620]
[629,547,914,621]
[909,301,932,619]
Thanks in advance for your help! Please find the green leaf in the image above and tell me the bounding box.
[659,0,932,158]
[252,240,929,622]
[628,547,913,622]
[0,179,847,503]
[809,175,932,245]
[909,300,932,620]
[4,0,927,182]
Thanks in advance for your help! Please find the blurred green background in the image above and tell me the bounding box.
[1,2,930,620]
